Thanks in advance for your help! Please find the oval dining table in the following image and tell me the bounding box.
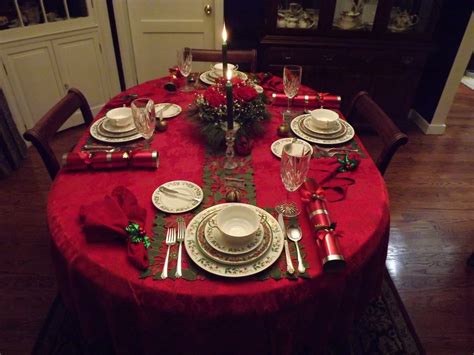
[47,76,390,355]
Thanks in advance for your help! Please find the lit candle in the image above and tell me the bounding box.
[222,24,228,78]
[226,69,233,130]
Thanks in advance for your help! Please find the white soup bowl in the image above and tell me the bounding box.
[215,205,260,245]
[308,108,339,131]
[106,107,132,127]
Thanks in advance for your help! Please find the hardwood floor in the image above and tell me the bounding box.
[0,85,473,354]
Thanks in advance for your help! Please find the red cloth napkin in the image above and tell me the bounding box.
[307,157,358,201]
[79,186,149,270]
[102,92,155,110]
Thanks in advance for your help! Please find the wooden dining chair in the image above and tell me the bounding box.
[191,48,258,73]
[345,91,408,176]
[23,88,93,180]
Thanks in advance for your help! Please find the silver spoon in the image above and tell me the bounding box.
[287,224,306,274]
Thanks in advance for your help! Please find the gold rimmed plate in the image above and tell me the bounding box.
[152,180,203,214]
[290,114,355,145]
[199,70,248,86]
[297,115,347,139]
[90,117,142,143]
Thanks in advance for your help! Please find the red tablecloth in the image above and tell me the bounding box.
[47,77,389,355]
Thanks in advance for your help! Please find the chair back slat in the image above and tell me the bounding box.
[346,91,408,175]
[23,88,93,180]
[191,48,257,73]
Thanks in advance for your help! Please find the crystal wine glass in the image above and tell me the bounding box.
[177,47,193,92]
[283,65,302,115]
[276,141,312,217]
[131,98,155,147]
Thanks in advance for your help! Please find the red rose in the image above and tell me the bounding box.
[234,86,258,102]
[204,87,226,107]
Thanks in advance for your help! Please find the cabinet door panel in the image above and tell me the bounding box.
[53,33,108,116]
[1,42,63,129]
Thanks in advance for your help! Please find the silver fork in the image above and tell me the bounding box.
[175,217,186,279]
[160,228,176,280]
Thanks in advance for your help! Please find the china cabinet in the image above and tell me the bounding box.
[238,0,442,128]
[0,0,117,134]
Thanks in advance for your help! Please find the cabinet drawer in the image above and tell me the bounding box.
[263,47,345,65]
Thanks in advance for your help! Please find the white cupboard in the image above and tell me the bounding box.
[0,0,120,135]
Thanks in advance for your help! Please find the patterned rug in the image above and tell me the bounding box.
[32,270,424,355]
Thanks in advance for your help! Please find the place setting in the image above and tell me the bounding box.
[183,203,284,278]
[290,108,355,145]
[150,178,285,278]
[90,106,143,143]
[200,62,248,86]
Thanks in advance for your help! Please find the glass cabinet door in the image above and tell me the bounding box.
[277,0,321,30]
[0,1,20,29]
[0,0,88,30]
[333,0,379,31]
[388,0,431,33]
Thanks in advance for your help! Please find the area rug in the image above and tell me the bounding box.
[32,270,424,355]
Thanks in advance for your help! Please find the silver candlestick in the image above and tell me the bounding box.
[222,122,240,170]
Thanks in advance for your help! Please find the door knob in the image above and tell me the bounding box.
[204,4,212,15]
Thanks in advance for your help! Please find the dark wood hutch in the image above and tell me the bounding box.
[226,0,442,129]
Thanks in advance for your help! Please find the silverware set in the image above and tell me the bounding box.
[160,217,186,279]
[279,213,303,275]
[312,144,358,157]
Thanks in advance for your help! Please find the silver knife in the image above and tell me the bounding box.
[278,213,295,275]
[159,186,201,202]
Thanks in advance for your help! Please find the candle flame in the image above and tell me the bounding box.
[222,24,227,43]
[226,69,232,81]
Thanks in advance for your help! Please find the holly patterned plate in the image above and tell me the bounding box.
[197,213,272,266]
[185,203,284,278]
[90,117,142,143]
[199,70,248,86]
[271,138,313,159]
[152,180,203,214]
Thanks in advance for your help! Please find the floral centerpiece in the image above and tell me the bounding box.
[190,77,269,150]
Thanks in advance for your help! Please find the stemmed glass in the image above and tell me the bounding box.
[177,47,193,92]
[131,98,155,147]
[276,141,312,217]
[283,65,302,115]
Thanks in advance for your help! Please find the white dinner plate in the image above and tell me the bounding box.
[199,70,248,86]
[152,180,203,214]
[90,117,142,143]
[185,203,284,278]
[154,103,182,119]
[271,138,313,159]
[290,114,355,145]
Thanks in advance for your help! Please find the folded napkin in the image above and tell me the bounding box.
[102,91,155,111]
[79,186,150,270]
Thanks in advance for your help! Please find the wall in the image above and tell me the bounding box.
[412,1,473,124]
